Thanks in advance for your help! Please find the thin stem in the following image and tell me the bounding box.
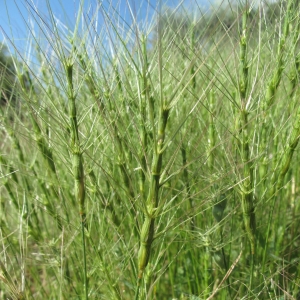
[66,59,88,299]
[238,2,256,289]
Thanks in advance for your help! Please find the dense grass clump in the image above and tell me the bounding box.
[1,0,300,299]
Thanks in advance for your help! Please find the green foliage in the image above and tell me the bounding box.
[1,0,300,299]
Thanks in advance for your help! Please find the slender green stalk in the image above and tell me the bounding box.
[138,35,151,202]
[136,106,170,299]
[238,3,256,289]
[65,58,88,299]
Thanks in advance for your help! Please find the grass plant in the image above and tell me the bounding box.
[1,0,300,299]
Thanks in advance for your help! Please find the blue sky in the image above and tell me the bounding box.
[0,0,210,49]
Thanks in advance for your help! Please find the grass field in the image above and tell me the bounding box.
[1,0,300,299]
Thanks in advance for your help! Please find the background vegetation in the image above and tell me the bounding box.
[1,0,300,299]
